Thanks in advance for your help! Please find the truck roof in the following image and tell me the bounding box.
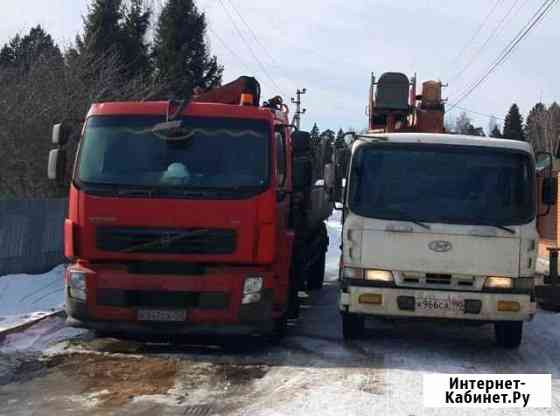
[87,101,282,123]
[358,132,533,154]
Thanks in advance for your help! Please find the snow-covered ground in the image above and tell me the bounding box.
[0,265,65,332]
[325,209,342,280]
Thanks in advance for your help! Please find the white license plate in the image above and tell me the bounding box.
[416,295,464,312]
[138,309,187,322]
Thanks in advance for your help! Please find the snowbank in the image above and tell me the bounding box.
[326,210,342,281]
[0,265,65,332]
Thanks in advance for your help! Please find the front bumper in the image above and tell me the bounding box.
[65,264,281,335]
[339,285,536,322]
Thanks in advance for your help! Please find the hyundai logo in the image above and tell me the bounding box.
[428,240,452,253]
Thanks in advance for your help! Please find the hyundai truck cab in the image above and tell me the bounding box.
[338,133,553,348]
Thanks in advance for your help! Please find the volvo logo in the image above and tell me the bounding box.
[428,240,452,253]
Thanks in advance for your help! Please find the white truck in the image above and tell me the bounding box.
[337,132,557,348]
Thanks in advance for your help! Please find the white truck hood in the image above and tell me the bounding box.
[344,216,526,277]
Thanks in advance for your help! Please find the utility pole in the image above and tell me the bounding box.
[291,88,307,130]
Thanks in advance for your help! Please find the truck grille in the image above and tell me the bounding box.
[96,227,236,255]
[397,272,484,291]
[96,289,230,310]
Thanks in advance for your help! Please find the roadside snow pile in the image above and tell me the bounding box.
[0,265,65,332]
[326,210,342,280]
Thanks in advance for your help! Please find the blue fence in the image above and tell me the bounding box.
[0,199,67,276]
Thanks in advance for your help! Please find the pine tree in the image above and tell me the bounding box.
[503,104,525,141]
[335,128,347,147]
[490,125,502,138]
[525,103,547,151]
[454,112,472,134]
[488,116,499,137]
[77,0,125,59]
[320,129,335,143]
[153,0,223,98]
[547,102,560,155]
[121,0,152,78]
[152,0,223,98]
[75,0,152,77]
[310,123,320,146]
[0,26,62,71]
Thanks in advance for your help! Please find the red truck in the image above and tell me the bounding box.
[47,77,333,338]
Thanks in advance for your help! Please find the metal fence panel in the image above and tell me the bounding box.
[0,199,67,276]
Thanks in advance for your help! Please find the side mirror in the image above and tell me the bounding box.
[542,176,558,206]
[47,149,66,182]
[52,122,72,146]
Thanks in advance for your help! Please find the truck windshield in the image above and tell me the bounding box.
[77,116,270,195]
[348,143,536,226]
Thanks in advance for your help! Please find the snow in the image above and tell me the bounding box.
[326,210,342,281]
[0,265,65,332]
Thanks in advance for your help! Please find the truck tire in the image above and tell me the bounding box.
[494,321,523,349]
[307,251,326,291]
[268,315,288,343]
[342,313,365,340]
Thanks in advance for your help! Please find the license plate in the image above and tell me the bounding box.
[416,295,464,312]
[138,309,187,322]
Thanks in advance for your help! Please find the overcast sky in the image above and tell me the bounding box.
[1,0,559,132]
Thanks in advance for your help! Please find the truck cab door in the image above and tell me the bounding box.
[275,127,290,229]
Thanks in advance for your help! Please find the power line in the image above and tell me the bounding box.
[447,105,505,121]
[448,0,558,110]
[223,0,280,66]
[216,0,288,96]
[449,0,524,85]
[207,26,253,74]
[450,0,504,67]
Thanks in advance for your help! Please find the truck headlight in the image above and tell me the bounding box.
[484,276,513,289]
[342,267,394,282]
[68,271,87,301]
[242,276,263,304]
[365,269,394,282]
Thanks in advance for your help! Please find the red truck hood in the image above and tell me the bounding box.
[74,189,272,264]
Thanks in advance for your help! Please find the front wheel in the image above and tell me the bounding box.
[495,321,523,349]
[342,313,365,340]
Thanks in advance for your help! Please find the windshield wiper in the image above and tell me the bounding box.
[117,187,157,197]
[376,208,432,230]
[481,223,516,234]
[405,219,431,230]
